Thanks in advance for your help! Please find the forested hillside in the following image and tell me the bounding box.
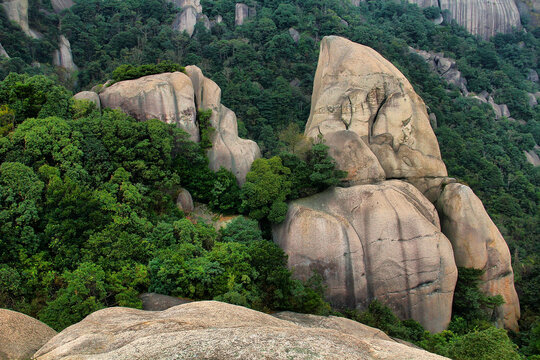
[1,0,539,358]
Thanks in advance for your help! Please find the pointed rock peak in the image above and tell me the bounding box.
[306,36,447,183]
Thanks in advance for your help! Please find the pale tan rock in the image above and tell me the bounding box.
[0,309,56,360]
[273,180,457,333]
[73,91,101,110]
[0,42,9,58]
[439,0,521,40]
[525,148,540,166]
[34,301,449,360]
[406,176,456,203]
[176,188,194,213]
[323,130,386,185]
[306,36,447,181]
[437,183,520,331]
[99,72,199,142]
[2,0,41,38]
[172,6,199,37]
[185,65,260,185]
[50,0,73,13]
[235,3,256,25]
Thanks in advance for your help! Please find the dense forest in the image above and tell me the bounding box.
[1,0,539,358]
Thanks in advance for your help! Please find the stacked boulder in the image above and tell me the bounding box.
[92,67,260,185]
[273,36,519,333]
[169,0,210,37]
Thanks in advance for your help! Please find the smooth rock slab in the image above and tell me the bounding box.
[0,309,56,360]
[437,183,520,331]
[273,180,457,333]
[73,91,101,110]
[99,72,199,142]
[33,301,449,360]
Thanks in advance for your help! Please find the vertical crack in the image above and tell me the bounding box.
[340,96,353,130]
[368,95,388,144]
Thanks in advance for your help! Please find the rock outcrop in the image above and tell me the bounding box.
[306,36,447,182]
[436,183,520,331]
[169,0,209,37]
[185,65,260,185]
[235,3,256,26]
[73,91,101,110]
[34,301,448,359]
[2,0,41,38]
[0,42,9,58]
[404,0,521,39]
[139,292,193,311]
[273,181,458,333]
[99,72,200,142]
[0,309,57,360]
[50,0,73,13]
[176,187,194,213]
[52,35,78,72]
[525,146,540,166]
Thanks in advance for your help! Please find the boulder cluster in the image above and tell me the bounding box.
[273,36,520,333]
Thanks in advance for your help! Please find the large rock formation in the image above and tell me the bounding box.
[306,36,447,182]
[437,183,520,331]
[273,181,457,333]
[34,301,448,359]
[274,35,519,333]
[99,72,200,142]
[50,0,73,13]
[185,65,260,185]
[2,0,41,38]
[0,309,57,360]
[52,35,78,72]
[403,0,522,39]
[235,3,256,26]
[169,0,209,37]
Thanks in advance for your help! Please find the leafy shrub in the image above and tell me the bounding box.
[111,61,185,84]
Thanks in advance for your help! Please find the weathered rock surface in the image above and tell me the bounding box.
[406,176,457,203]
[0,309,57,360]
[410,48,469,95]
[528,93,538,107]
[306,36,447,181]
[73,91,101,110]
[525,146,540,166]
[527,69,539,82]
[99,72,199,142]
[235,3,256,26]
[273,180,457,333]
[0,42,9,58]
[176,187,194,213]
[405,0,521,39]
[139,292,193,311]
[52,35,77,72]
[185,65,260,185]
[172,6,199,36]
[34,301,449,360]
[436,183,520,331]
[289,27,300,43]
[324,130,386,185]
[50,0,73,13]
[2,0,41,38]
[516,0,540,28]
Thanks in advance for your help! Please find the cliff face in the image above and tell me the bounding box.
[439,0,521,39]
[273,36,520,333]
[1,0,41,38]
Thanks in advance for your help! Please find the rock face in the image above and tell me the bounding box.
[525,147,540,166]
[235,3,256,25]
[410,48,469,95]
[273,181,458,333]
[0,42,9,58]
[436,183,520,331]
[306,36,447,182]
[405,0,522,39]
[2,0,40,38]
[34,301,449,360]
[50,0,73,13]
[185,65,260,185]
[73,91,101,110]
[169,0,209,37]
[0,309,57,360]
[99,72,200,142]
[176,187,194,213]
[52,35,77,72]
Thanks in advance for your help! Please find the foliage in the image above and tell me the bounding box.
[111,61,185,84]
[197,109,215,150]
[445,327,521,360]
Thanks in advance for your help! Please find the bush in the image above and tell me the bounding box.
[111,61,185,84]
[446,327,521,360]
